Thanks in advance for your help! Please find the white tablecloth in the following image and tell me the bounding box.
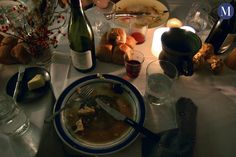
[1,0,236,157]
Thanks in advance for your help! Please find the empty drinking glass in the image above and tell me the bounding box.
[184,0,213,40]
[0,93,30,137]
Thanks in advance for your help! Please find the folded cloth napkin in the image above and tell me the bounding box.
[142,97,197,157]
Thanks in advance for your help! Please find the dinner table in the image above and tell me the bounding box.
[1,0,236,157]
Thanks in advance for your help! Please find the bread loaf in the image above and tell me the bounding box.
[225,48,236,70]
[58,0,69,8]
[107,28,126,45]
[125,35,137,49]
[193,43,224,74]
[0,36,33,64]
[97,28,136,65]
[0,37,18,64]
[11,43,31,64]
[112,43,131,65]
[97,44,113,62]
[0,34,4,43]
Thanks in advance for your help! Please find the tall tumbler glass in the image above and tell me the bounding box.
[145,60,178,106]
[144,60,178,132]
[0,93,30,136]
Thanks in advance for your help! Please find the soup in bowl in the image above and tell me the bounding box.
[54,74,145,155]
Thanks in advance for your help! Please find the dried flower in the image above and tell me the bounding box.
[0,0,68,58]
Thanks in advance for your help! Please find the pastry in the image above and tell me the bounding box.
[193,43,224,74]
[225,48,236,70]
[97,44,113,62]
[193,43,214,67]
[112,43,131,65]
[0,34,4,43]
[96,28,136,65]
[100,32,109,45]
[106,28,126,45]
[206,55,224,74]
[11,43,31,64]
[0,37,18,64]
[0,36,18,47]
[125,35,137,49]
[58,0,69,8]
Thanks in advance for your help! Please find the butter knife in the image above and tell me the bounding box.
[104,11,151,20]
[95,98,161,142]
[13,65,25,102]
[104,10,168,20]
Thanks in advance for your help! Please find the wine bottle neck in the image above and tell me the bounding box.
[70,0,83,9]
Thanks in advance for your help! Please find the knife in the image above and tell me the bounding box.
[104,11,151,20]
[104,10,168,20]
[95,98,161,142]
[13,65,25,102]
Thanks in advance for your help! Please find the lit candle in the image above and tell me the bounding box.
[180,26,196,33]
[166,18,183,28]
[151,27,169,57]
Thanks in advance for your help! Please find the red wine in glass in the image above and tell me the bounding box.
[125,60,142,78]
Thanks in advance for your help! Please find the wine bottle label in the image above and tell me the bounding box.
[70,49,93,70]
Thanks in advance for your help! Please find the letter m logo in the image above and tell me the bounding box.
[218,3,234,20]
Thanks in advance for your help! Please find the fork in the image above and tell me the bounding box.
[44,86,94,123]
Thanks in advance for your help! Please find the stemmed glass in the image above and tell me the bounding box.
[184,0,214,40]
[92,0,116,36]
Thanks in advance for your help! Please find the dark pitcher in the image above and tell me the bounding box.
[160,28,202,76]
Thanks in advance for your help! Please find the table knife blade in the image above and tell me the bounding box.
[95,98,161,142]
[13,66,25,102]
[104,11,151,20]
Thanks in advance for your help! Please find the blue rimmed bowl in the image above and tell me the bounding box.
[53,74,145,155]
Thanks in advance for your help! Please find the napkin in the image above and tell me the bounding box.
[142,97,197,157]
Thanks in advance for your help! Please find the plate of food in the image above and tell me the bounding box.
[6,66,51,103]
[53,74,145,155]
[114,0,169,28]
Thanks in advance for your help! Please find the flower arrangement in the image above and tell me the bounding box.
[0,0,68,58]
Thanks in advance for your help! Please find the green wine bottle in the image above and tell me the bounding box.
[68,0,96,72]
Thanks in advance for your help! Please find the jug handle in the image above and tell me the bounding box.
[181,58,194,76]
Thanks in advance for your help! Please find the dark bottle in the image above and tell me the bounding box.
[68,0,96,72]
[205,0,236,54]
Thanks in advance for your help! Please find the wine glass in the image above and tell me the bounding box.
[184,0,214,40]
[92,0,116,36]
